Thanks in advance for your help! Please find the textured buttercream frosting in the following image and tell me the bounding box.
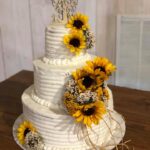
[43,53,91,66]
[33,54,93,105]
[45,23,86,59]
[31,86,114,111]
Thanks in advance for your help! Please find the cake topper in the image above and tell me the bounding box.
[51,0,78,23]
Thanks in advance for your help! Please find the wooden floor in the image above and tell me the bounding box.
[0,71,150,150]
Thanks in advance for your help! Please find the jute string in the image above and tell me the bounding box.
[77,110,133,150]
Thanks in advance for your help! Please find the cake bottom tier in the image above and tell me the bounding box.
[13,86,126,150]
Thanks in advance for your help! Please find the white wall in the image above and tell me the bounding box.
[117,0,150,15]
[116,16,150,90]
[0,0,33,81]
[114,0,150,90]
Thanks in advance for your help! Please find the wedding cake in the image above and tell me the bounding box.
[13,1,125,150]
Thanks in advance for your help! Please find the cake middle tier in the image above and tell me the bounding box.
[33,54,92,106]
[33,54,114,110]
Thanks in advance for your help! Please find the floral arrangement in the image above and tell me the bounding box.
[63,57,116,127]
[64,13,95,55]
[63,30,86,55]
[17,121,44,150]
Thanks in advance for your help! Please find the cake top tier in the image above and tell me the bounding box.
[45,23,76,59]
[45,15,95,59]
[45,1,95,60]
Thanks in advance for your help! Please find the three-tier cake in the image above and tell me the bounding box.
[13,1,126,150]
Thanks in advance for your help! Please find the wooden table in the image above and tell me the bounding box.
[0,71,150,150]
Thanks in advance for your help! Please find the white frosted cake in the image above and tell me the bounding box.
[13,1,125,150]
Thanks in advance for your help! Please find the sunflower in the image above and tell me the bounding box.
[64,91,82,114]
[93,57,116,76]
[73,101,106,127]
[66,13,89,31]
[95,72,108,86]
[96,87,103,97]
[17,121,36,144]
[64,30,86,55]
[64,91,76,101]
[84,57,116,83]
[103,88,110,100]
[72,69,96,91]
[96,87,109,101]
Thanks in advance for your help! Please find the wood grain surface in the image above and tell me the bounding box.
[0,70,150,150]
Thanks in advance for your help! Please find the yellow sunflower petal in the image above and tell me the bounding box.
[63,30,86,55]
[92,116,99,125]
[86,117,92,127]
[17,121,36,144]
[76,115,83,122]
[66,13,89,31]
[73,110,81,117]
[83,116,88,125]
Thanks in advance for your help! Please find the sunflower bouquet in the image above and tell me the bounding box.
[17,121,44,150]
[64,13,95,55]
[63,57,116,127]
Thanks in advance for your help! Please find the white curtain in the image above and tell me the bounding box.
[116,15,150,90]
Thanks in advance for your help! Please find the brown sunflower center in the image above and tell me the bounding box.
[82,76,94,88]
[95,66,106,73]
[73,20,84,29]
[70,38,80,47]
[83,107,95,116]
[24,128,31,137]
